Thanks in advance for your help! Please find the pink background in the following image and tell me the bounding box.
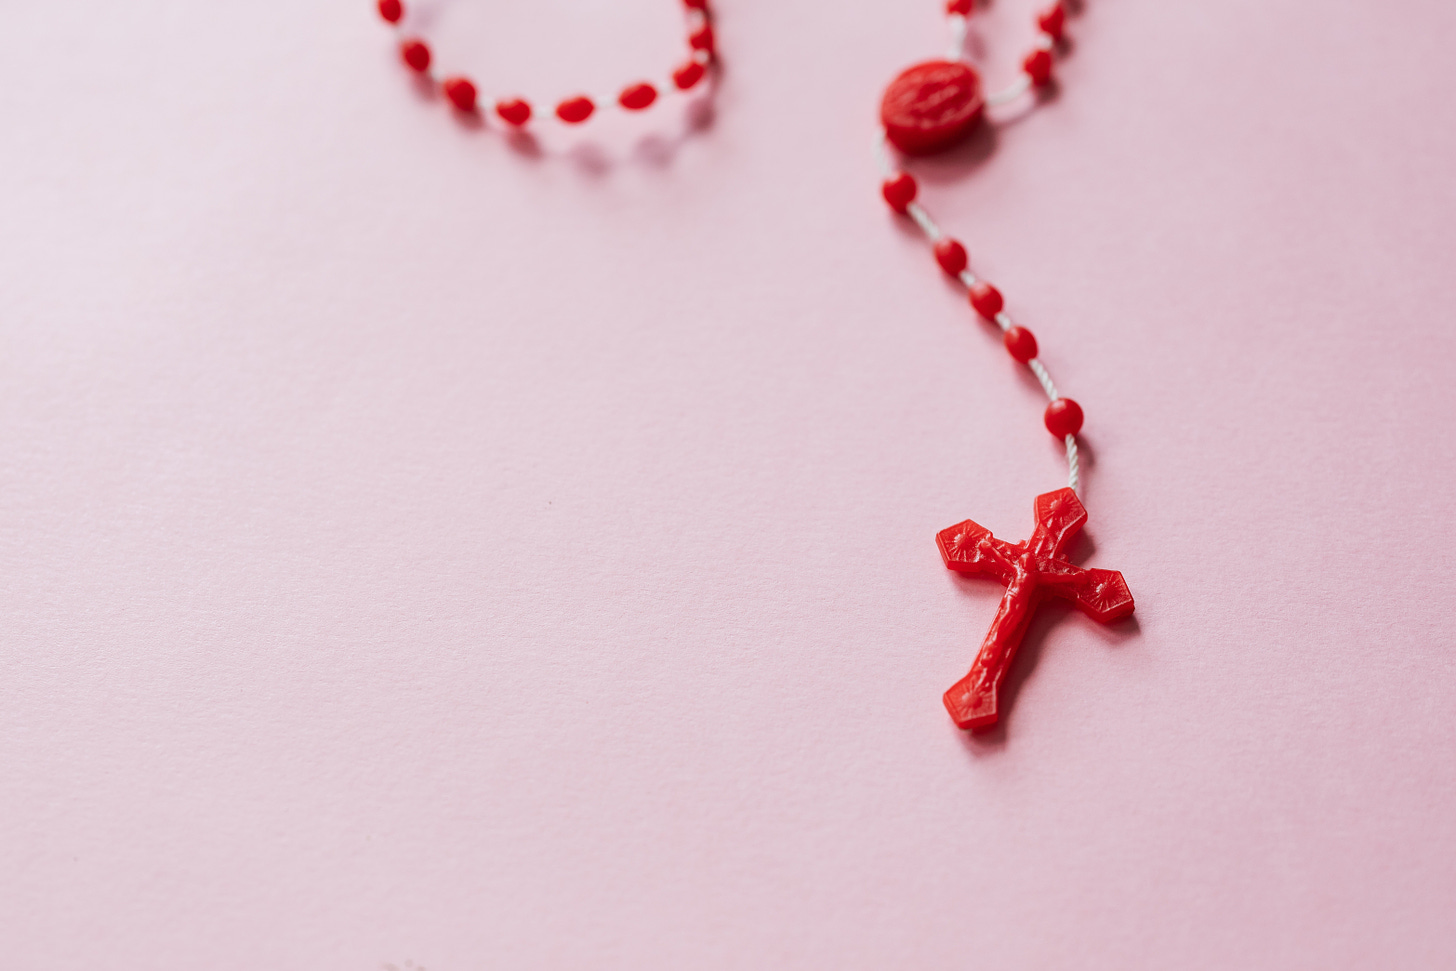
[3,0,1455,967]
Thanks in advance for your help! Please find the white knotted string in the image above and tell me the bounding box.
[947,13,970,61]
[876,129,1082,494]
[948,10,1038,107]
[985,75,1033,108]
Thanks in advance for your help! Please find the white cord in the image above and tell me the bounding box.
[955,8,1041,110]
[1026,358,1058,401]
[874,130,896,177]
[985,76,1032,108]
[1065,436,1080,493]
[947,13,969,61]
[904,202,942,241]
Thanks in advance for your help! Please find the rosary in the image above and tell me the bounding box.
[376,0,1135,732]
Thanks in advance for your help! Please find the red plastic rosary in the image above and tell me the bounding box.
[878,1,1135,731]
[373,0,1131,733]
[375,0,714,126]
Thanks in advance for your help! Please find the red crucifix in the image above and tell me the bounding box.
[936,488,1134,730]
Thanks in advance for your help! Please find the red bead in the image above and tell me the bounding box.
[881,173,918,213]
[1003,326,1038,363]
[619,82,658,111]
[1044,398,1084,438]
[495,98,532,126]
[683,0,710,8]
[556,96,595,124]
[933,238,968,276]
[1023,49,1054,86]
[1037,4,1066,40]
[442,76,477,112]
[969,281,1004,319]
[689,24,715,53]
[880,60,985,156]
[946,0,974,14]
[673,59,706,90]
[377,0,403,24]
[400,38,431,73]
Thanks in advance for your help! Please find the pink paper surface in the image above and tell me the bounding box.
[3,0,1455,967]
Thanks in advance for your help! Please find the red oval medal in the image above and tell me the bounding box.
[880,60,985,156]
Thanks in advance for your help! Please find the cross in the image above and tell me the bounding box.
[936,488,1135,730]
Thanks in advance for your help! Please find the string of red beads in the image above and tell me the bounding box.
[376,0,714,127]
[880,0,1084,443]
[950,0,1066,90]
[885,165,1085,440]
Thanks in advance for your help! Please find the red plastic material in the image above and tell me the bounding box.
[378,0,403,24]
[1004,326,1038,362]
[946,0,974,14]
[933,238,968,276]
[1023,49,1054,86]
[688,24,715,53]
[443,77,477,112]
[881,173,918,213]
[1045,398,1083,438]
[556,96,595,124]
[683,0,710,9]
[673,59,706,90]
[619,82,658,111]
[1037,3,1066,40]
[937,488,1134,730]
[880,60,985,155]
[496,98,532,126]
[969,281,1004,319]
[400,39,431,73]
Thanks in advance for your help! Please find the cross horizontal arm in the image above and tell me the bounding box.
[937,520,1021,583]
[1038,562,1135,623]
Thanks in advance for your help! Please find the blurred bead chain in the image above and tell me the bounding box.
[375,0,715,126]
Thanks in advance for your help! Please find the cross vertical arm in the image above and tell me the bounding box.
[1028,487,1088,560]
